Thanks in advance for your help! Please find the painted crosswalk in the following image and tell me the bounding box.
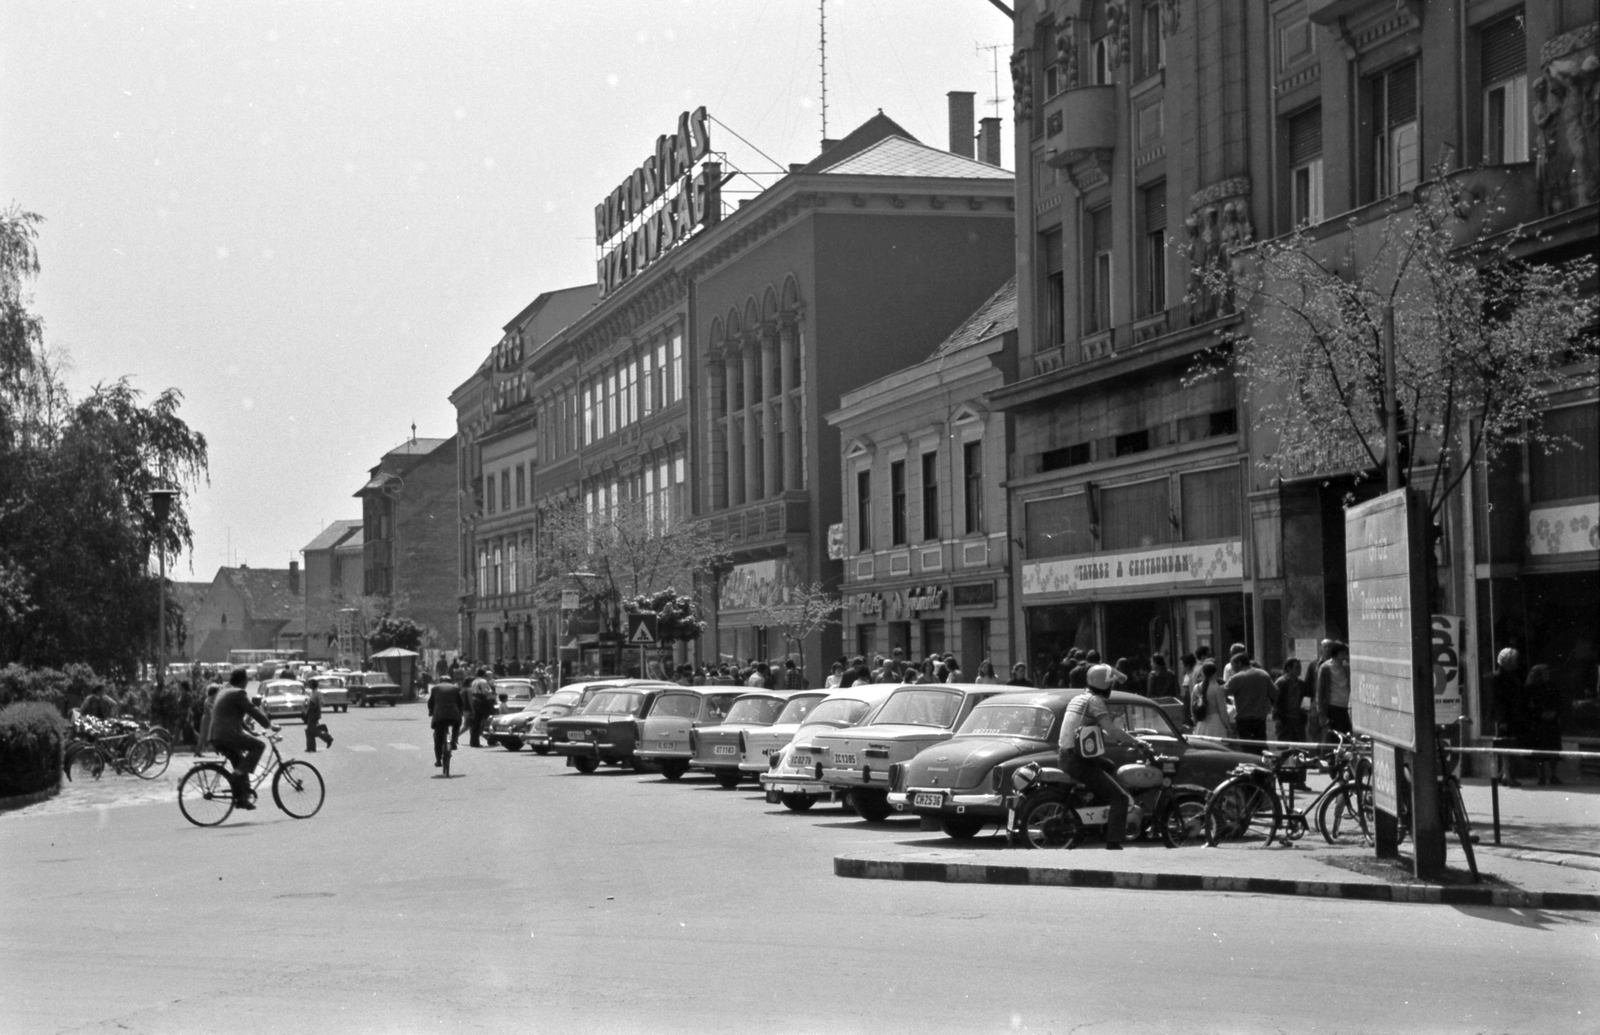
[388,743,419,751]
[348,744,377,752]
[346,743,425,753]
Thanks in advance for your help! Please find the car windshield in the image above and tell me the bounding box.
[1108,702,1179,736]
[649,693,701,719]
[956,704,1055,740]
[873,688,963,727]
[773,693,828,725]
[547,690,580,708]
[496,682,533,698]
[314,677,345,688]
[802,699,872,728]
[724,697,786,725]
[584,691,644,715]
[703,694,740,722]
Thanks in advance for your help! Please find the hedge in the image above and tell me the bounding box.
[0,701,68,798]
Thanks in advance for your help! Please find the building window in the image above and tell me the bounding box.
[1529,403,1598,504]
[492,543,503,595]
[1481,12,1528,165]
[1114,429,1150,456]
[1367,61,1419,201]
[582,385,594,446]
[1040,442,1091,471]
[506,540,518,594]
[963,441,984,535]
[1180,466,1242,541]
[1085,205,1113,334]
[890,460,907,546]
[1139,2,1165,80]
[1042,228,1065,347]
[1025,494,1092,558]
[486,474,496,514]
[856,469,872,552]
[1043,18,1063,98]
[921,452,939,541]
[501,470,510,512]
[515,464,525,506]
[1287,105,1324,227]
[1090,37,1111,85]
[1100,479,1172,550]
[1140,182,1167,315]
[671,329,685,403]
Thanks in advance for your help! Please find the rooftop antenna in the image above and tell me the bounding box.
[818,0,829,147]
[976,42,1007,120]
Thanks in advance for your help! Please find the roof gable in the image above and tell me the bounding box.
[931,276,1017,358]
[817,135,1011,180]
[220,567,304,622]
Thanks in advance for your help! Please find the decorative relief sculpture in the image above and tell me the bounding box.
[1160,0,1182,37]
[1106,2,1131,72]
[1183,179,1254,323]
[1057,19,1078,90]
[1532,23,1599,215]
[1011,49,1033,123]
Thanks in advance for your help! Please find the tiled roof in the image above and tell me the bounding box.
[817,135,1011,180]
[794,112,916,174]
[932,276,1017,358]
[222,567,304,622]
[385,437,449,458]
[334,528,364,551]
[301,519,363,553]
[170,581,211,615]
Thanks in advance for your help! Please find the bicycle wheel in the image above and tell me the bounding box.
[138,734,173,778]
[1205,778,1281,846]
[1158,793,1208,848]
[1316,782,1372,845]
[66,743,105,782]
[272,760,325,819]
[1446,777,1478,880]
[178,763,236,826]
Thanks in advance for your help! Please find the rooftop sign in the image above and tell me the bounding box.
[595,106,721,298]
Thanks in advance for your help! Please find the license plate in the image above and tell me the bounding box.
[833,753,858,766]
[789,754,811,768]
[913,792,945,808]
[713,745,737,756]
[654,741,677,750]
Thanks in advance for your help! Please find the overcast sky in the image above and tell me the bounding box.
[1,0,1014,581]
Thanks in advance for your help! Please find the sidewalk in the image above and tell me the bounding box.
[836,780,1600,910]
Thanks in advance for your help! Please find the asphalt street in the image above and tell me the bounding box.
[3,705,1596,1035]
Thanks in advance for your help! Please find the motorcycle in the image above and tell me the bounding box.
[1005,740,1210,849]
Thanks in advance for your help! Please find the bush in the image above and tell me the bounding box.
[0,664,68,712]
[0,701,68,798]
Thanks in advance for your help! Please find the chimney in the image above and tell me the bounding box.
[289,560,300,596]
[978,117,1002,166]
[948,91,975,158]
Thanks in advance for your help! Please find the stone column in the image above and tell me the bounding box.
[742,340,760,502]
[760,330,780,499]
[779,319,802,491]
[724,351,744,506]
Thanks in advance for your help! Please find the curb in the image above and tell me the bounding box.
[833,855,1600,911]
[0,785,61,813]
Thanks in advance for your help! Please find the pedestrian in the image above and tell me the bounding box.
[1224,652,1274,745]
[467,668,494,747]
[427,678,466,769]
[1191,660,1235,740]
[1006,662,1034,688]
[301,682,334,753]
[1303,640,1331,743]
[974,659,1000,685]
[1316,641,1352,738]
[1273,658,1308,744]
[1221,643,1248,681]
[825,660,845,689]
[781,659,808,689]
[1176,651,1198,724]
[1145,653,1179,701]
[944,658,963,683]
[1490,647,1526,785]
[195,683,219,756]
[1525,662,1564,786]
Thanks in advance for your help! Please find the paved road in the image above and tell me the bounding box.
[3,705,1596,1034]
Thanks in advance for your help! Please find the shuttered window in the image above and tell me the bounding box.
[1180,467,1242,541]
[1482,12,1529,165]
[1288,106,1322,166]
[1141,182,1167,315]
[1101,479,1172,550]
[1481,14,1526,85]
[1091,205,1114,252]
[1026,494,1093,558]
[1386,62,1417,126]
[1042,228,1063,274]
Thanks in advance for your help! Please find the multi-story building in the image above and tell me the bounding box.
[300,518,364,663]
[827,277,1019,675]
[187,564,305,663]
[355,436,460,652]
[997,1,1596,732]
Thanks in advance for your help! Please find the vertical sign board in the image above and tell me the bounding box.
[1371,741,1399,816]
[1431,614,1463,725]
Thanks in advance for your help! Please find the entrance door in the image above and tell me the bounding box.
[960,617,990,677]
[1103,598,1173,686]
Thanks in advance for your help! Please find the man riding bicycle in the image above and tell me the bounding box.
[208,667,279,809]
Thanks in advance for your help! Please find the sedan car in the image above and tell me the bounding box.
[812,683,1016,821]
[737,690,830,778]
[492,679,537,715]
[632,687,745,781]
[305,675,349,713]
[547,681,678,773]
[255,678,311,721]
[761,685,899,812]
[348,673,402,707]
[688,690,816,788]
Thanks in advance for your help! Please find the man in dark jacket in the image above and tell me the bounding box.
[1225,652,1275,745]
[467,670,495,747]
[209,668,278,807]
[428,679,466,768]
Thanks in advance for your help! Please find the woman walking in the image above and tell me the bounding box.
[1191,660,1235,740]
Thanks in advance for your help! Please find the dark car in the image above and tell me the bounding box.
[888,688,1258,839]
[633,687,746,781]
[350,674,402,708]
[547,682,676,773]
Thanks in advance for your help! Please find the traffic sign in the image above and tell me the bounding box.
[560,590,580,611]
[627,612,659,645]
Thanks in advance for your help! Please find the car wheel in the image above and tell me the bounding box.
[573,756,599,774]
[658,759,688,781]
[502,737,524,752]
[779,792,815,812]
[940,815,985,840]
[714,770,742,790]
[850,789,892,822]
[532,746,551,755]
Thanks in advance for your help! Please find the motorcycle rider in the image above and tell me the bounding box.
[1059,663,1136,850]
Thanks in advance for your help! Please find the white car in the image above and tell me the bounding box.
[492,679,537,715]
[760,685,899,812]
[255,678,310,722]
[305,675,349,713]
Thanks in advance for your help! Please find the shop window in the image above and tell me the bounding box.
[1365,60,1419,202]
[1041,442,1091,471]
[1101,479,1172,550]
[921,452,939,541]
[856,469,873,552]
[1026,494,1093,558]
[1529,404,1598,504]
[963,441,984,535]
[1287,105,1324,227]
[890,460,907,546]
[1180,467,1242,541]
[1480,12,1528,165]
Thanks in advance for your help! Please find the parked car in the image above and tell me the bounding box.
[547,681,678,773]
[737,690,831,779]
[760,685,900,812]
[348,672,402,707]
[255,678,311,722]
[811,683,1016,821]
[492,679,537,715]
[305,675,350,713]
[688,690,815,788]
[633,687,745,781]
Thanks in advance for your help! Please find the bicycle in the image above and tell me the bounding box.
[439,728,453,778]
[1391,718,1479,880]
[1203,735,1372,847]
[64,716,170,781]
[177,730,324,827]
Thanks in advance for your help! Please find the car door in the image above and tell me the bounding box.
[638,691,704,755]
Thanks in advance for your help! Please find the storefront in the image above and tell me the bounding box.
[845,577,1008,675]
[1020,539,1248,683]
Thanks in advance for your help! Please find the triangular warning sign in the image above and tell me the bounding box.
[627,613,658,644]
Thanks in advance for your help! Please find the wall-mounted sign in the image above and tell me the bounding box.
[905,586,946,613]
[953,582,995,608]
[494,370,533,413]
[852,592,884,616]
[827,523,845,561]
[595,106,721,299]
[719,558,790,612]
[1021,540,1243,597]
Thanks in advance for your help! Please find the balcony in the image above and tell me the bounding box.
[1042,86,1116,169]
[708,491,809,546]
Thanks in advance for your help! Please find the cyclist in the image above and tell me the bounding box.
[208,667,279,809]
[428,678,466,768]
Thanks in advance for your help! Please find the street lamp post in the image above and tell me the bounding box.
[147,487,179,690]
